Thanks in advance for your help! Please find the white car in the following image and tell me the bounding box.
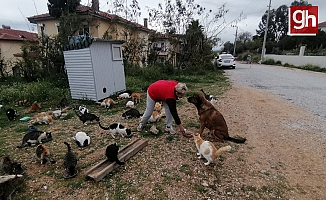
[216,54,236,69]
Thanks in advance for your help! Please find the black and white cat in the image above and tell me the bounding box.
[105,143,125,165]
[17,131,52,148]
[122,108,142,119]
[73,132,90,147]
[74,108,99,125]
[78,105,88,114]
[6,108,19,121]
[99,122,133,138]
[63,142,78,176]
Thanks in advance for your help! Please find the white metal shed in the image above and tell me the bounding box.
[63,38,126,101]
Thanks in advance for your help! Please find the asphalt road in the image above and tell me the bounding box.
[224,62,326,126]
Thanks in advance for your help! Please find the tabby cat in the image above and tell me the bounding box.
[105,143,125,165]
[35,144,56,164]
[58,97,69,108]
[193,133,231,166]
[0,156,25,175]
[74,109,99,125]
[28,101,41,113]
[17,131,52,148]
[63,142,78,176]
[131,92,141,103]
[73,132,90,147]
[6,108,19,121]
[99,122,133,138]
[122,108,142,119]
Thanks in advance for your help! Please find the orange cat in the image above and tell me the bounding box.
[28,101,41,113]
[154,102,162,112]
[148,111,162,123]
[33,112,53,125]
[193,133,231,165]
[131,92,141,103]
[98,98,118,109]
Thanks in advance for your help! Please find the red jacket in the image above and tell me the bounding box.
[148,80,178,102]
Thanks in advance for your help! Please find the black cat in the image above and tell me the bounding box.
[63,142,78,176]
[74,109,99,125]
[58,97,69,108]
[105,143,124,165]
[17,131,52,148]
[99,122,133,138]
[6,108,19,121]
[122,108,142,119]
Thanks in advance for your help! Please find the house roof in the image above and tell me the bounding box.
[318,21,326,27]
[28,5,152,32]
[0,28,38,41]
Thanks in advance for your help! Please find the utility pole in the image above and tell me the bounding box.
[232,25,238,56]
[261,0,272,63]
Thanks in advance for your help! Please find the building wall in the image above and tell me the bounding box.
[0,40,23,73]
[265,54,326,68]
[36,19,60,37]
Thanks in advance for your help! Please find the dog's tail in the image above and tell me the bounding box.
[227,136,246,143]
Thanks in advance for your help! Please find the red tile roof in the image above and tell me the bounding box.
[28,5,152,32]
[0,28,38,41]
[318,21,326,27]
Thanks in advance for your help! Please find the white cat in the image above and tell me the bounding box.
[193,133,231,165]
[117,93,130,99]
[98,122,133,138]
[126,100,135,108]
[73,132,90,147]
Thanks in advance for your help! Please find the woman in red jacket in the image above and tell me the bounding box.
[137,80,191,138]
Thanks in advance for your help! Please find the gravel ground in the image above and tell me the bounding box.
[225,63,326,130]
[11,79,326,200]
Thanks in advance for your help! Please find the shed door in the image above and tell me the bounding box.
[111,44,126,92]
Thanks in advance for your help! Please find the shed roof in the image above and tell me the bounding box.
[318,21,326,27]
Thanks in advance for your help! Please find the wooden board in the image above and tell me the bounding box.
[84,138,148,182]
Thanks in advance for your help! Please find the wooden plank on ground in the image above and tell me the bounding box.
[85,138,148,182]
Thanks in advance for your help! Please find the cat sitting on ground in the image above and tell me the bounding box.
[98,122,133,138]
[78,105,88,114]
[17,131,52,148]
[73,132,90,147]
[32,112,53,124]
[147,111,165,123]
[57,97,69,108]
[105,143,125,165]
[74,108,99,125]
[0,156,25,175]
[27,101,41,113]
[122,108,142,119]
[193,133,231,166]
[126,100,135,108]
[63,142,78,177]
[6,108,19,121]
[97,97,118,109]
[35,144,56,164]
[131,92,141,103]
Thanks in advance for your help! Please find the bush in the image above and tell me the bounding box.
[275,60,282,65]
[262,58,276,65]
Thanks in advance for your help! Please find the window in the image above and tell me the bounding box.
[112,44,122,61]
[79,25,89,36]
[161,42,165,51]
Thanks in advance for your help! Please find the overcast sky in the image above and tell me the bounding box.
[1,0,325,47]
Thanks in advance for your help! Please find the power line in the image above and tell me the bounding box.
[261,0,272,62]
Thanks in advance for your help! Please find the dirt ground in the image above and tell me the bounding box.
[11,83,326,200]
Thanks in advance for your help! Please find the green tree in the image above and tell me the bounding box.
[48,0,81,18]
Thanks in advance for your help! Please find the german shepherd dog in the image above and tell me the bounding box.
[187,93,246,143]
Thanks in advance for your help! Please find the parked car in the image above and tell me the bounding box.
[215,54,236,69]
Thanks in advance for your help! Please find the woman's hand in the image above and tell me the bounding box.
[179,124,192,138]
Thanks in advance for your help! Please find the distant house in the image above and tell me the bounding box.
[148,32,183,66]
[27,4,152,66]
[318,21,326,32]
[0,25,38,76]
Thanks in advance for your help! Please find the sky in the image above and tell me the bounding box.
[1,0,325,47]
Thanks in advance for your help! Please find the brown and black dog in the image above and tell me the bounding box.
[187,93,246,143]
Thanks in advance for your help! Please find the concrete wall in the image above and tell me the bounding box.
[265,54,326,68]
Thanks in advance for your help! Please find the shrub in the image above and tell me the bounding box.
[262,58,276,65]
[275,60,282,65]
